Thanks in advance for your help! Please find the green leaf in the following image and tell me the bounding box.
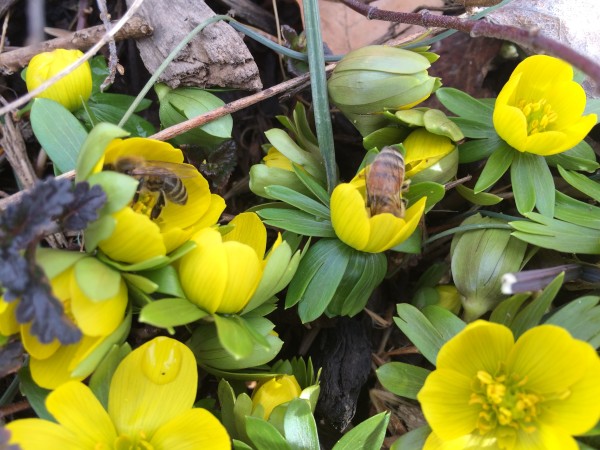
[474,143,514,192]
[89,343,131,409]
[85,102,155,137]
[36,248,86,279]
[97,252,171,272]
[257,207,336,237]
[18,366,53,421]
[264,185,330,218]
[362,126,410,151]
[246,416,291,450]
[376,362,430,400]
[545,296,600,348]
[390,425,431,450]
[511,152,552,216]
[84,215,116,253]
[233,440,254,450]
[90,92,152,112]
[73,257,122,301]
[510,214,600,254]
[489,293,530,327]
[555,191,600,230]
[394,304,465,365]
[422,305,466,342]
[292,164,330,206]
[286,239,351,323]
[391,227,422,254]
[331,412,389,450]
[139,298,209,328]
[455,184,503,206]
[75,122,129,182]
[405,181,445,213]
[139,265,186,297]
[510,274,563,338]
[558,165,600,202]
[30,98,88,173]
[451,117,496,139]
[283,399,319,450]
[218,380,238,439]
[214,314,255,360]
[86,171,138,214]
[458,135,504,164]
[546,141,599,172]
[423,108,464,141]
[435,87,493,122]
[584,98,600,119]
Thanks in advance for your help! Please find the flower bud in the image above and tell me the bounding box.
[404,128,458,184]
[252,375,302,419]
[451,215,527,321]
[328,45,440,136]
[26,49,92,111]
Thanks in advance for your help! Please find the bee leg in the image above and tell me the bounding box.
[150,191,166,220]
[132,177,145,204]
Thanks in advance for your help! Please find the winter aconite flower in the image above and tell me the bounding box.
[97,137,225,264]
[418,321,600,450]
[493,55,597,156]
[178,212,294,314]
[330,174,426,253]
[0,249,128,389]
[252,375,302,419]
[6,337,231,449]
[404,128,458,184]
[26,49,92,111]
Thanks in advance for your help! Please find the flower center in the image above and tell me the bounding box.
[131,191,161,221]
[469,370,543,449]
[113,431,154,450]
[518,98,558,135]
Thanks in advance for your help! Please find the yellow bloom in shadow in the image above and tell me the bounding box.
[493,55,597,156]
[0,252,128,389]
[418,321,600,450]
[178,212,269,314]
[6,337,231,449]
[252,375,302,419]
[97,138,225,264]
[331,175,426,253]
[26,49,92,111]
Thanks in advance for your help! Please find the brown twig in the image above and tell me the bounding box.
[0,14,151,75]
[340,0,600,86]
[150,64,336,142]
[0,400,31,419]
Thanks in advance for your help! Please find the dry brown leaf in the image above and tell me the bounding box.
[295,0,444,54]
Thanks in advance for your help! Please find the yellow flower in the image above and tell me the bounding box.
[330,175,426,253]
[404,128,458,184]
[26,49,92,111]
[417,321,600,450]
[252,375,302,419]
[0,250,128,389]
[493,55,597,156]
[6,337,231,449]
[263,147,294,171]
[96,137,225,264]
[178,212,269,314]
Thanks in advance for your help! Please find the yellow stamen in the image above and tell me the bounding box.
[517,98,558,136]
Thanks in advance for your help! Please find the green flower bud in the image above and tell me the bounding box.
[451,214,527,321]
[413,285,462,315]
[328,45,440,136]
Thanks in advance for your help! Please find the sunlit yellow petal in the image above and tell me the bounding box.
[70,275,127,336]
[109,337,197,440]
[7,418,82,450]
[331,183,371,250]
[423,432,475,450]
[21,323,60,359]
[493,105,528,151]
[264,147,294,170]
[150,408,231,450]
[217,242,262,313]
[98,207,166,263]
[47,381,116,446]
[522,130,569,155]
[104,138,184,165]
[418,369,478,440]
[252,375,302,419]
[0,298,20,336]
[515,424,577,450]
[224,212,267,259]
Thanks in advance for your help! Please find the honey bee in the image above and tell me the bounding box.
[105,156,198,220]
[366,146,409,218]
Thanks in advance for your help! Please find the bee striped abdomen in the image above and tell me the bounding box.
[148,176,188,205]
[366,147,407,218]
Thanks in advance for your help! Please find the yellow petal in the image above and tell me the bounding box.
[331,183,371,250]
[522,130,570,156]
[104,138,184,165]
[493,104,528,152]
[515,424,578,450]
[217,242,262,314]
[423,432,473,450]
[21,323,60,359]
[418,368,478,440]
[6,418,82,450]
[252,375,302,419]
[507,325,587,394]
[179,228,228,313]
[47,381,116,446]
[0,298,20,336]
[108,337,197,440]
[98,207,166,264]
[150,408,231,450]
[223,212,267,259]
[70,273,127,337]
[436,320,513,376]
[159,170,212,230]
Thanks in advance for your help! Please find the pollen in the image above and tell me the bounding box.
[517,98,558,135]
[470,370,544,448]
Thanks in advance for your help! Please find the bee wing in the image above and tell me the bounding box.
[129,161,200,178]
